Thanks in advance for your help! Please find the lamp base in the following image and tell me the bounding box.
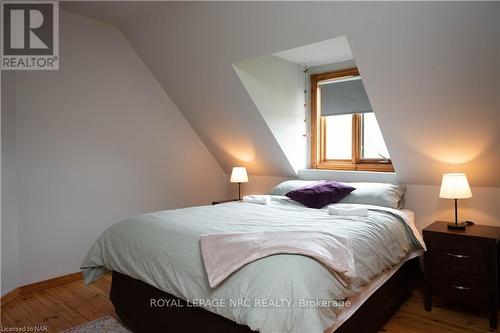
[447,222,467,230]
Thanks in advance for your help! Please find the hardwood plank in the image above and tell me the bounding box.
[49,280,114,321]
[1,300,36,328]
[16,290,76,332]
[382,310,487,333]
[400,300,490,331]
[1,272,82,308]
[379,289,496,333]
[0,312,15,327]
[0,289,19,307]
[33,289,88,326]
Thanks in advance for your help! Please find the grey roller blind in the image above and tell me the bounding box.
[320,77,372,116]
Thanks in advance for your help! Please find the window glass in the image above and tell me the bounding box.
[325,114,352,160]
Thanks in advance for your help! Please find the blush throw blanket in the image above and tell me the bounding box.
[201,231,356,288]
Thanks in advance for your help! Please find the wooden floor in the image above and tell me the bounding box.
[0,274,497,332]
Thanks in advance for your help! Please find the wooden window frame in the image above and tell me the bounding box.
[310,68,394,172]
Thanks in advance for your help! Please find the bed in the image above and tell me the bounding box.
[82,184,425,333]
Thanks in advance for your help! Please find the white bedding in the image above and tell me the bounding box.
[81,196,424,333]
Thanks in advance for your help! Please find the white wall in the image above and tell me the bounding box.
[1,72,19,295]
[2,11,227,293]
[405,185,499,231]
[233,55,307,173]
[226,175,289,200]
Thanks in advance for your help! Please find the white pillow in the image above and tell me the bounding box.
[270,180,320,196]
[270,180,406,209]
[339,182,406,209]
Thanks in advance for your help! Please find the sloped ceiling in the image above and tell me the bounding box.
[62,2,499,186]
[273,36,354,67]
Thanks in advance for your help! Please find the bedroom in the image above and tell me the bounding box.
[1,1,499,332]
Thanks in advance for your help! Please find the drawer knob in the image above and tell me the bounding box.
[445,252,470,259]
[450,284,471,291]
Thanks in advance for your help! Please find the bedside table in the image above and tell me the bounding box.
[212,199,239,205]
[423,221,500,329]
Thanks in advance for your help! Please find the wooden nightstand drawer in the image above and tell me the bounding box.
[429,236,489,275]
[423,221,500,330]
[436,269,488,308]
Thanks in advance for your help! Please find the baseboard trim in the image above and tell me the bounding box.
[1,272,83,306]
[18,272,83,296]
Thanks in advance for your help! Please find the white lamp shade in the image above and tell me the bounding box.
[230,167,248,183]
[439,173,472,199]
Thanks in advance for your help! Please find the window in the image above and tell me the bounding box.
[324,114,352,160]
[310,68,393,172]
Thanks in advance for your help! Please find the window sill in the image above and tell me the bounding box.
[298,169,398,184]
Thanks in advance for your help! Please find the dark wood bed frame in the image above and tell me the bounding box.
[110,257,420,333]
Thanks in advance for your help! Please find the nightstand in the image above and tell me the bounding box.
[212,199,239,205]
[423,221,500,329]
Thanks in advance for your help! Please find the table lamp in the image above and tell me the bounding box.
[230,167,248,200]
[439,173,472,230]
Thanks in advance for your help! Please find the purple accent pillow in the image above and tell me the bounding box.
[285,181,355,209]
